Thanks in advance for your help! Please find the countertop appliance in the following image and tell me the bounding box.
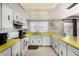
[0,33,7,45]
[7,31,19,39]
[19,30,26,39]
[18,29,28,56]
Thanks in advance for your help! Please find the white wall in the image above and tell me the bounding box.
[26,10,52,20]
[0,4,1,28]
[30,21,48,32]
[49,3,79,20]
[49,20,64,34]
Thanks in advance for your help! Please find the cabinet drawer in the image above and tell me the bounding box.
[68,45,79,56]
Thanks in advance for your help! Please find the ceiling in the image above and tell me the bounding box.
[20,3,79,20]
[20,3,58,11]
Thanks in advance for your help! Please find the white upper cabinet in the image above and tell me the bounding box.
[1,3,27,29]
[2,4,14,28]
[22,18,27,29]
[19,16,23,23]
[13,11,20,21]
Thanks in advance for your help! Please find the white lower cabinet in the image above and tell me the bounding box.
[21,37,29,56]
[54,39,59,55]
[51,37,56,48]
[0,48,11,56]
[51,37,79,56]
[12,42,21,56]
[59,41,67,56]
[68,45,79,56]
[20,40,24,56]
[68,49,77,56]
[42,36,51,46]
[51,37,59,55]
[29,35,51,46]
[51,37,54,47]
[22,45,28,56]
[29,35,42,45]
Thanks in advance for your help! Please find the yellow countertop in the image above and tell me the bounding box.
[25,32,79,49]
[25,32,55,36]
[52,34,79,49]
[0,39,20,53]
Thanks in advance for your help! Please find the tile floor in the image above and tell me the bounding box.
[26,47,57,56]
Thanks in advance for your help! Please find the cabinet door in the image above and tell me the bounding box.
[29,35,42,45]
[19,16,23,23]
[59,41,67,56]
[42,36,51,46]
[2,4,13,28]
[22,38,28,56]
[54,39,59,54]
[22,18,27,29]
[59,45,67,56]
[13,12,19,21]
[12,42,21,56]
[0,48,11,56]
[29,36,34,45]
[35,35,42,45]
[51,37,55,48]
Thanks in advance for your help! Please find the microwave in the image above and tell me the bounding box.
[0,33,7,45]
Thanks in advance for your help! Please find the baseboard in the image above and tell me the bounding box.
[38,45,51,47]
[29,45,51,47]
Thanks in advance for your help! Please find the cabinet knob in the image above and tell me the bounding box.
[55,45,57,48]
[38,40,40,43]
[52,41,53,44]
[8,15,10,20]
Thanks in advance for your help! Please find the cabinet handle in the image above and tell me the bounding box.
[16,53,18,56]
[8,15,10,20]
[16,16,17,19]
[38,40,40,43]
[55,45,57,48]
[32,40,34,43]
[52,41,53,44]
[61,50,63,55]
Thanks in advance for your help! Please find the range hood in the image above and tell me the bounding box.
[13,20,24,26]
